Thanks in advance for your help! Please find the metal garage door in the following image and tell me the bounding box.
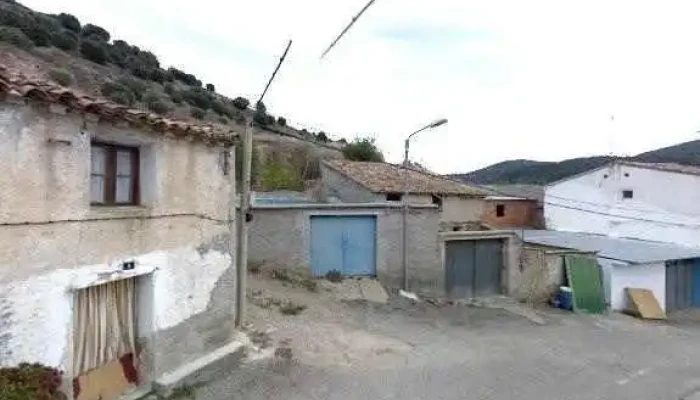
[310,215,376,277]
[666,259,700,311]
[445,239,503,298]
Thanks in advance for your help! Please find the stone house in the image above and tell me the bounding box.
[321,160,489,228]
[0,66,239,399]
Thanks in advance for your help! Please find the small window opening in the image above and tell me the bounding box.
[496,204,505,217]
[624,172,630,177]
[622,190,633,199]
[431,195,443,207]
[91,142,139,206]
[386,192,402,201]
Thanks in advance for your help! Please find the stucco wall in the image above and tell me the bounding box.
[545,163,700,246]
[248,205,443,295]
[0,102,236,382]
[608,261,666,312]
[441,196,484,223]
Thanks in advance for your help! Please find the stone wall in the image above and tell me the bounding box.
[0,102,237,387]
[248,204,443,295]
[511,246,594,303]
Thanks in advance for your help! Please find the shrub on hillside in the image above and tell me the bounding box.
[232,96,250,110]
[182,87,213,110]
[211,100,234,118]
[49,68,73,86]
[277,116,287,126]
[169,91,183,104]
[253,113,275,126]
[168,67,201,87]
[51,30,78,50]
[190,107,206,120]
[164,83,176,95]
[144,93,171,114]
[80,39,109,64]
[148,68,167,83]
[316,131,329,142]
[56,13,81,33]
[116,77,147,101]
[35,14,61,33]
[0,8,31,29]
[81,23,110,42]
[342,137,384,162]
[101,81,135,106]
[23,24,51,46]
[0,26,33,49]
[218,116,228,125]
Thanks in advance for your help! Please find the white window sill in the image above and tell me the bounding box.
[87,206,152,219]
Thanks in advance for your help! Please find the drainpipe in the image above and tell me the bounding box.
[235,120,253,327]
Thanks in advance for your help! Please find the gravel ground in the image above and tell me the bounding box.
[193,275,700,400]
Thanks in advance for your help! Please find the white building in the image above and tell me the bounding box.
[545,161,700,247]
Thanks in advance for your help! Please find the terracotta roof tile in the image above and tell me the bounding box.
[323,160,488,197]
[0,63,236,145]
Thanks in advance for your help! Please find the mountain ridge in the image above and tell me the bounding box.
[450,139,700,185]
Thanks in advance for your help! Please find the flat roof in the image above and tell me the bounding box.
[517,229,700,264]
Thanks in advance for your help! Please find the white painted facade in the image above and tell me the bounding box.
[598,258,667,312]
[0,101,237,391]
[545,162,700,247]
[2,248,230,371]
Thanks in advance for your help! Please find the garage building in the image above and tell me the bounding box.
[519,230,700,312]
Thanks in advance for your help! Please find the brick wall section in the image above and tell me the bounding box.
[248,205,444,296]
[482,199,541,228]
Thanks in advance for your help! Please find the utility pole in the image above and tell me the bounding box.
[401,119,448,290]
[235,40,293,328]
[320,0,378,59]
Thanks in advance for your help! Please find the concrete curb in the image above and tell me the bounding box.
[153,339,248,398]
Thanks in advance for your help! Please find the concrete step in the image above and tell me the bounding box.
[153,338,248,398]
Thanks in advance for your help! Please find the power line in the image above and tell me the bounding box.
[320,0,378,59]
[258,40,293,105]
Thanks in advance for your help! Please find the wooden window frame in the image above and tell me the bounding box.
[91,142,140,206]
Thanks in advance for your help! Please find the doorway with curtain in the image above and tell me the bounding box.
[72,277,140,400]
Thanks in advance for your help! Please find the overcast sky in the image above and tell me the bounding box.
[20,0,700,173]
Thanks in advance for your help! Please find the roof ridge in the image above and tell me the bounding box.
[0,63,237,145]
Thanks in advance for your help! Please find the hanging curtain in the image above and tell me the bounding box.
[73,278,136,377]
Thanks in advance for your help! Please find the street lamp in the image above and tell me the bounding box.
[402,118,448,290]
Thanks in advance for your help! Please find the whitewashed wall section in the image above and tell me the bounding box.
[0,246,231,370]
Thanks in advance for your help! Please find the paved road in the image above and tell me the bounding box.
[195,285,700,400]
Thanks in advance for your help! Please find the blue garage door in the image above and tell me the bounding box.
[310,215,376,277]
[693,259,700,307]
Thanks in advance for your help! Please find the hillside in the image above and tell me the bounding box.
[451,139,700,184]
[0,0,345,191]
